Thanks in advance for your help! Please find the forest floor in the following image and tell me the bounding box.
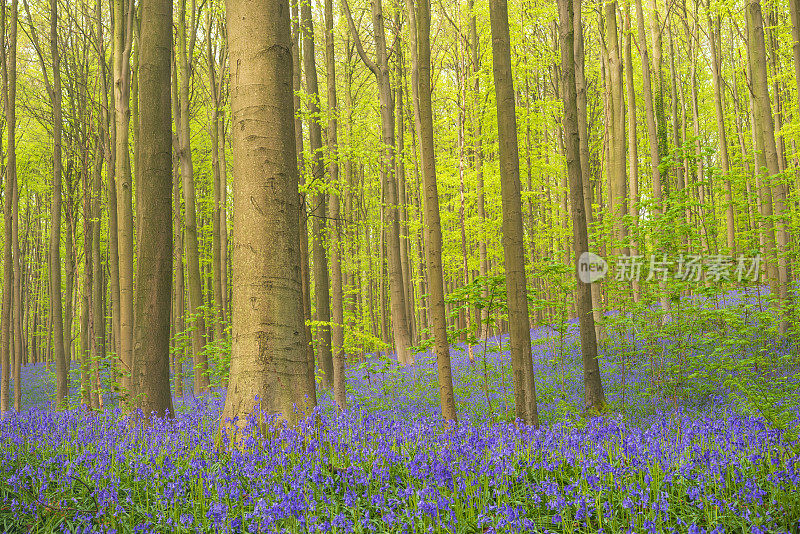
[1,288,799,533]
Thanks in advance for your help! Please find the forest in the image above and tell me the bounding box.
[0,0,799,529]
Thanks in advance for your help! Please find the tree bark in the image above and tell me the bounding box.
[292,0,317,403]
[407,0,458,421]
[603,0,628,258]
[343,0,414,366]
[746,0,790,333]
[134,0,175,419]
[489,0,538,426]
[558,0,606,414]
[0,0,15,415]
[177,0,209,394]
[114,0,135,403]
[707,11,735,252]
[207,12,226,343]
[220,0,315,432]
[325,0,346,409]
[300,0,334,386]
[171,52,185,400]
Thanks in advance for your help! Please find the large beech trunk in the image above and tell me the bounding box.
[220,0,315,432]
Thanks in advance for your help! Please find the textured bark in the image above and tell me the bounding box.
[325,0,346,409]
[407,0,457,421]
[177,0,209,394]
[81,141,95,410]
[623,4,641,301]
[171,52,185,400]
[343,0,414,365]
[0,0,14,415]
[292,0,317,402]
[207,12,226,343]
[134,0,175,419]
[603,1,628,258]
[100,3,121,391]
[49,0,69,408]
[746,0,790,332]
[558,0,606,414]
[396,42,415,345]
[114,0,135,402]
[300,0,334,386]
[489,0,538,426]
[220,0,315,432]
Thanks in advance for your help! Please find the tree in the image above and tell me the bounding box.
[343,0,415,366]
[113,0,135,402]
[177,0,210,394]
[488,0,538,426]
[132,0,175,419]
[220,0,316,433]
[558,0,606,414]
[407,0,457,421]
[746,0,791,334]
[325,0,346,409]
[0,0,17,415]
[300,0,334,388]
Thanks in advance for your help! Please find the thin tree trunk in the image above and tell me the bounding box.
[301,0,334,386]
[177,0,209,394]
[292,0,317,402]
[746,0,789,333]
[343,0,414,365]
[207,12,226,343]
[489,0,538,426]
[603,0,628,259]
[113,0,135,403]
[559,0,606,414]
[708,11,735,252]
[171,52,185,400]
[624,3,641,301]
[469,0,488,339]
[0,0,15,414]
[325,0,346,409]
[407,0,457,421]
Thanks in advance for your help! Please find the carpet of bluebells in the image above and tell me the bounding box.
[1,290,800,533]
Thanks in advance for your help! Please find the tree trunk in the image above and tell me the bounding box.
[707,12,735,252]
[746,0,790,333]
[171,53,185,400]
[469,0,488,339]
[343,0,414,366]
[489,0,538,426]
[220,0,315,433]
[292,0,317,402]
[0,0,15,414]
[207,12,226,343]
[558,0,606,414]
[300,0,334,387]
[623,3,641,301]
[134,0,175,419]
[407,0,457,421]
[177,0,209,394]
[603,0,628,259]
[325,0,346,410]
[114,0,135,403]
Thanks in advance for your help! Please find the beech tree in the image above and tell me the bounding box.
[220,0,316,432]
